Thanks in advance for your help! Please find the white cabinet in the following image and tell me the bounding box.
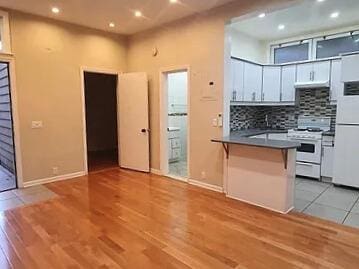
[232,60,244,101]
[330,59,342,103]
[321,136,334,178]
[168,129,181,162]
[243,62,262,102]
[281,65,296,102]
[341,54,359,82]
[262,66,281,102]
[296,61,330,83]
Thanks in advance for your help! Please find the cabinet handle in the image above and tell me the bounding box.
[280,92,283,101]
[312,71,315,81]
[262,92,264,101]
[232,91,236,101]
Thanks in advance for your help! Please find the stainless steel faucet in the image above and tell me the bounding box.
[265,114,270,129]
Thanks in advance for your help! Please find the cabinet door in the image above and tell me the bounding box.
[313,61,330,82]
[341,54,359,82]
[243,62,262,102]
[330,59,342,102]
[296,63,312,83]
[262,66,281,102]
[281,65,296,102]
[232,60,244,101]
[321,146,334,178]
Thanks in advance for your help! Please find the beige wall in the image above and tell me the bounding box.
[10,11,127,182]
[127,0,294,186]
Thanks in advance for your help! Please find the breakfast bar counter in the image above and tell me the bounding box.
[212,133,300,214]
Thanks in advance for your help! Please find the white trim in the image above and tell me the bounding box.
[166,174,188,183]
[150,168,162,175]
[226,194,293,214]
[0,55,24,188]
[188,179,224,193]
[79,67,120,174]
[23,171,86,188]
[159,66,190,182]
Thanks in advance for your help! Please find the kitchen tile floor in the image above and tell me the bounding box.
[294,177,359,228]
[0,166,16,192]
[0,185,58,212]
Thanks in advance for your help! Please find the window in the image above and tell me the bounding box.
[0,10,11,54]
[272,41,310,64]
[315,33,359,59]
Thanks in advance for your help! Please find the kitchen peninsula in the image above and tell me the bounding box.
[212,131,300,214]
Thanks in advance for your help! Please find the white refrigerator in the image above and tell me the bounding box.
[333,88,359,188]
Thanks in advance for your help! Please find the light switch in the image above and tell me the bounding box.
[212,118,218,127]
[31,121,43,129]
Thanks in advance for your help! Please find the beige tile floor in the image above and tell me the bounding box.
[0,166,16,192]
[169,160,188,178]
[0,185,58,212]
[294,177,359,228]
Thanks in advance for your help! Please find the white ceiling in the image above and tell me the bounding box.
[0,0,233,35]
[231,0,359,42]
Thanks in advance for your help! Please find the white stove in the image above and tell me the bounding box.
[288,117,331,179]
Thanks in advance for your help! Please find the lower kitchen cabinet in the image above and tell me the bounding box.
[321,136,334,178]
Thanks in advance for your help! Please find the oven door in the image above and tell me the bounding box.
[289,138,322,164]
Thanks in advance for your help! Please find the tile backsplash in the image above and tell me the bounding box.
[230,89,337,131]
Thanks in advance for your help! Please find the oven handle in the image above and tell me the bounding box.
[297,162,315,167]
[289,138,321,142]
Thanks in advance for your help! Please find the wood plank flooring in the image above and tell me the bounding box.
[0,168,358,268]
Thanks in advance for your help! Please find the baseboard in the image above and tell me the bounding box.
[188,179,224,193]
[150,168,162,175]
[23,171,86,188]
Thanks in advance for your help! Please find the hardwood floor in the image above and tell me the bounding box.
[0,168,358,268]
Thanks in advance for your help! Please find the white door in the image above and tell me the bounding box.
[232,60,244,101]
[312,61,330,82]
[118,72,150,172]
[296,63,312,83]
[333,125,359,187]
[330,59,342,103]
[281,65,296,102]
[262,66,281,102]
[243,62,262,102]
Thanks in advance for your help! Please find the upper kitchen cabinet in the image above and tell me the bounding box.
[231,59,244,101]
[243,62,262,102]
[341,54,359,82]
[295,60,330,88]
[262,66,281,102]
[330,59,343,103]
[281,65,296,102]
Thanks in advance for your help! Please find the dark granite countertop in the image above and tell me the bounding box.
[323,130,335,136]
[230,129,288,138]
[212,129,300,150]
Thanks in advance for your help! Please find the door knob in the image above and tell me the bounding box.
[141,129,147,133]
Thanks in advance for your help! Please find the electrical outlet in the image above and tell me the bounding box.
[201,171,206,179]
[52,167,59,175]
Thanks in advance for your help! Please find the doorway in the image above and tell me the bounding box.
[160,69,189,181]
[0,62,17,192]
[83,71,118,172]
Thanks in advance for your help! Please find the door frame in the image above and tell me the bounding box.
[80,67,120,174]
[159,65,190,182]
[0,54,24,188]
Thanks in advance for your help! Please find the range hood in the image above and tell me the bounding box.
[294,81,330,89]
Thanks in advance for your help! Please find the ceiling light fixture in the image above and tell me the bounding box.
[278,24,285,30]
[109,22,115,28]
[317,0,326,2]
[169,0,178,3]
[135,10,142,17]
[51,7,60,14]
[258,13,266,18]
[330,11,339,18]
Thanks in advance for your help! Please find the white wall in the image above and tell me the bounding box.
[229,27,266,63]
[168,72,187,160]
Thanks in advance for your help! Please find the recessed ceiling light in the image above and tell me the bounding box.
[51,7,60,14]
[135,10,142,17]
[317,0,326,2]
[278,24,285,30]
[109,22,115,28]
[330,11,339,18]
[258,13,266,18]
[169,0,178,3]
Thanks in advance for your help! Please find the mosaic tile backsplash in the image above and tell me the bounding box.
[230,89,337,131]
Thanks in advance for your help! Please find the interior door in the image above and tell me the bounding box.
[118,72,150,172]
